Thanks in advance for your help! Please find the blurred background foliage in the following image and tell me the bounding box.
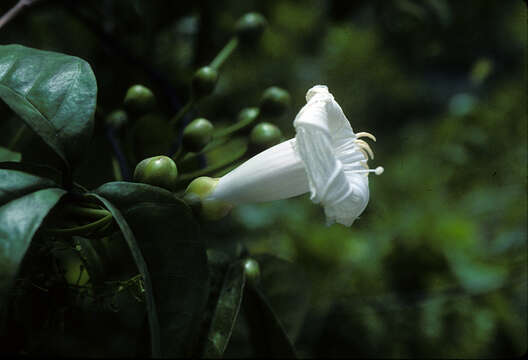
[0,0,526,357]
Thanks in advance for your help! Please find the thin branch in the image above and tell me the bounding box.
[0,0,43,29]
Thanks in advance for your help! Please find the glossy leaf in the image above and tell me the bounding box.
[0,44,97,167]
[93,182,209,357]
[203,260,247,358]
[0,146,20,162]
[86,192,161,358]
[0,182,66,301]
[0,168,58,204]
[243,285,297,358]
[254,254,311,341]
[0,161,62,184]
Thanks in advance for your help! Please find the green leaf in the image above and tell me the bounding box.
[86,191,161,358]
[254,254,311,341]
[203,260,247,358]
[0,161,62,184]
[0,184,66,301]
[93,182,209,357]
[0,146,21,162]
[0,44,97,168]
[242,285,297,358]
[0,168,58,204]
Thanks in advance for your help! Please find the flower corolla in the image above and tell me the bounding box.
[187,85,383,226]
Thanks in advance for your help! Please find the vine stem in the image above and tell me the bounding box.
[0,0,43,29]
[42,214,112,236]
[210,37,239,70]
[62,204,110,219]
[169,97,195,129]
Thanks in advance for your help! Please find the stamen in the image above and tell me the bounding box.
[355,139,375,159]
[354,166,384,175]
[358,148,370,161]
[356,132,376,142]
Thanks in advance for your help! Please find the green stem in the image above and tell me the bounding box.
[62,204,110,219]
[175,144,247,186]
[210,37,239,70]
[8,124,26,150]
[175,137,228,166]
[111,156,123,181]
[212,109,259,139]
[42,214,112,236]
[169,98,195,129]
[171,145,184,162]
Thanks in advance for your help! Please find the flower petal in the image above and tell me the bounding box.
[209,139,309,204]
[294,85,370,226]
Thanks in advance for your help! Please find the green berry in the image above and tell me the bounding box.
[243,258,261,285]
[191,66,218,99]
[124,84,156,114]
[250,122,282,148]
[183,118,214,152]
[259,86,291,118]
[235,12,267,45]
[105,109,128,131]
[133,155,178,191]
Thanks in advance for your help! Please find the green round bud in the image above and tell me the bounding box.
[238,107,260,123]
[105,109,128,131]
[250,122,282,148]
[185,176,232,220]
[243,258,261,285]
[235,12,267,45]
[133,155,178,191]
[259,86,291,118]
[191,66,218,99]
[124,84,156,114]
[183,118,214,153]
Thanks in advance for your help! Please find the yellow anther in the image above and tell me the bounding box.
[355,139,375,160]
[356,132,376,142]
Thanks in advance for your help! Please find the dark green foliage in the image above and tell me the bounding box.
[0,45,96,168]
[93,182,209,357]
[202,260,247,358]
[0,168,66,301]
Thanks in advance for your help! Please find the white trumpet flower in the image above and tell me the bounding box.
[186,85,383,226]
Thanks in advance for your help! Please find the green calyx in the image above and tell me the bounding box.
[259,86,291,118]
[191,66,219,99]
[185,176,232,220]
[133,155,179,191]
[124,84,156,114]
[183,118,214,152]
[250,122,282,148]
[235,12,267,45]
